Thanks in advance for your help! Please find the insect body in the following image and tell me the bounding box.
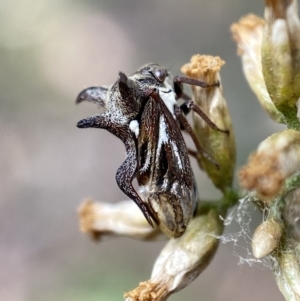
[76,64,227,238]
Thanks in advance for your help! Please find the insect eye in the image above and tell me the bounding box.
[151,68,167,83]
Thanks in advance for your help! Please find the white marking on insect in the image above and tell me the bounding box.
[139,185,148,195]
[140,145,151,173]
[139,184,151,197]
[129,120,139,137]
[161,179,169,190]
[157,116,169,151]
[170,141,183,169]
[156,115,183,169]
[171,182,179,194]
[158,80,176,116]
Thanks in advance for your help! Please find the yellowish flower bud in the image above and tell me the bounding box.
[124,210,223,301]
[181,55,236,193]
[239,129,300,200]
[78,199,161,241]
[262,0,300,121]
[252,218,283,258]
[231,14,285,123]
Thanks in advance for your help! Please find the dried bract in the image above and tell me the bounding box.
[283,188,300,242]
[262,0,300,116]
[231,14,285,123]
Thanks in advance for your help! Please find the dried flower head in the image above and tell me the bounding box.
[181,55,236,192]
[239,129,300,200]
[78,199,161,241]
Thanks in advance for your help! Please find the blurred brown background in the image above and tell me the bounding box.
[0,0,289,300]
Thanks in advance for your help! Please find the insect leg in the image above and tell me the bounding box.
[173,76,228,134]
[173,74,221,104]
[76,87,108,106]
[173,77,191,101]
[115,134,155,227]
[187,149,198,158]
[174,106,219,169]
[181,101,229,134]
[173,76,220,88]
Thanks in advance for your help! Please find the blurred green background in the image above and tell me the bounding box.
[0,0,289,300]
